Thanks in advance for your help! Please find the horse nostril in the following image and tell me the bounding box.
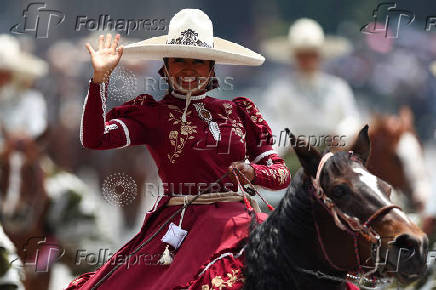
[393,234,420,252]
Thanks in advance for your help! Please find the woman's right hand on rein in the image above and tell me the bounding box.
[86,33,123,83]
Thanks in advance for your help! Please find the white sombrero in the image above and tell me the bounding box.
[261,18,352,64]
[0,34,48,79]
[123,9,265,66]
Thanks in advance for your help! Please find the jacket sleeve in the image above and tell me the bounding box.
[233,97,291,190]
[80,79,159,150]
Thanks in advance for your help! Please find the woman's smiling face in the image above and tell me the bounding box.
[166,58,213,93]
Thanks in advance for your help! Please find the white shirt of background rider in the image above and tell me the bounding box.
[0,85,47,137]
[263,71,359,155]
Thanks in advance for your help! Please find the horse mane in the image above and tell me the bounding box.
[243,169,346,289]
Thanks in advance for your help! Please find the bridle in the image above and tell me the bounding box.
[311,151,401,285]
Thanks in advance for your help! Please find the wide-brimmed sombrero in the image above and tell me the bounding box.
[0,34,47,78]
[261,18,352,64]
[123,9,265,66]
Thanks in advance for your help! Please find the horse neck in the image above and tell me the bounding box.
[272,169,348,288]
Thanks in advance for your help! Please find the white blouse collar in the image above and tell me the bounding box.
[170,91,207,100]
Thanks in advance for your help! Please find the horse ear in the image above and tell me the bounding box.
[285,128,321,178]
[350,125,371,164]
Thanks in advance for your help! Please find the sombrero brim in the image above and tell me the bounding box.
[261,36,352,64]
[19,53,48,77]
[0,52,47,78]
[123,35,265,66]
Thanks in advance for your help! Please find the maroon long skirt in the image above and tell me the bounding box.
[66,197,267,289]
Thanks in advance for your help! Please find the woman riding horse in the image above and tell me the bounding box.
[67,9,291,289]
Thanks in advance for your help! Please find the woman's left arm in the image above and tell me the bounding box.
[232,97,291,190]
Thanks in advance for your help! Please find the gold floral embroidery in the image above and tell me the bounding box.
[167,105,197,163]
[211,276,225,288]
[275,167,289,184]
[238,100,264,123]
[218,103,245,143]
[202,269,244,289]
[130,95,148,105]
[223,103,232,115]
[258,166,290,185]
[225,269,241,287]
[70,277,84,286]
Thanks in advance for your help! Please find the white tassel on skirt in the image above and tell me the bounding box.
[158,244,173,265]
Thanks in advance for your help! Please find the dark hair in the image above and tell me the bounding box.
[158,57,219,92]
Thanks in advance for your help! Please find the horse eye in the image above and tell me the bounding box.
[331,184,350,199]
[193,59,205,64]
[174,58,184,63]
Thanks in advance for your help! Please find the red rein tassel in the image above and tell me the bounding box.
[232,167,275,212]
[243,195,253,211]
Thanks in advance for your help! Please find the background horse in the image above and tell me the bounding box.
[244,126,428,289]
[0,129,51,290]
[0,129,108,289]
[367,107,431,213]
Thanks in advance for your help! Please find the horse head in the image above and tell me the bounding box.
[290,125,428,285]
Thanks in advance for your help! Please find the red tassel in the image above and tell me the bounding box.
[243,195,253,211]
[267,204,274,211]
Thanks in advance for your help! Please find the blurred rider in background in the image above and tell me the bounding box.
[261,18,360,157]
[0,34,48,145]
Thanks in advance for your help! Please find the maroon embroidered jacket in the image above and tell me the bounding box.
[81,80,290,193]
[67,80,291,290]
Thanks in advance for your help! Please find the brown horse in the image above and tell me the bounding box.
[0,129,106,289]
[244,126,428,289]
[0,129,51,290]
[367,107,430,213]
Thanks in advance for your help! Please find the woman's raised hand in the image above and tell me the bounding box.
[86,33,123,83]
